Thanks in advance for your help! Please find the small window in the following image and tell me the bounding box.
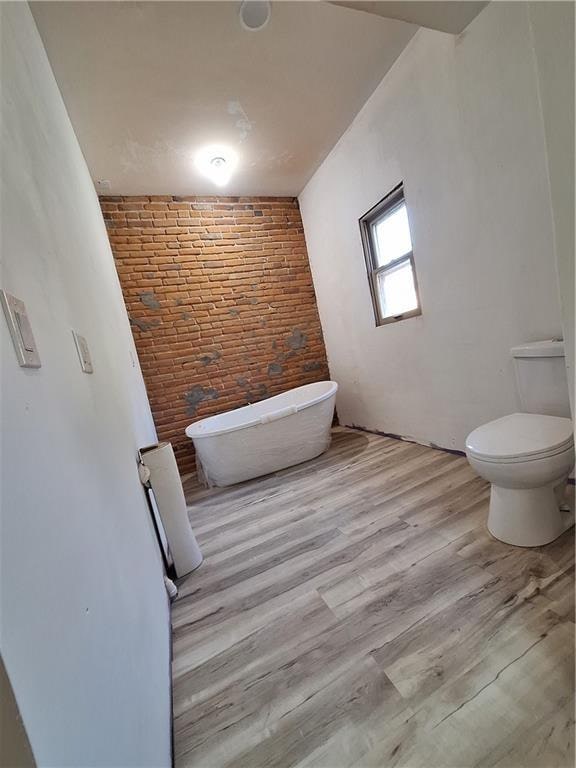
[360,184,421,326]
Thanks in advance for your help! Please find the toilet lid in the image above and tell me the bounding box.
[466,413,574,462]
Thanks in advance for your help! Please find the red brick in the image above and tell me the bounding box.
[100,194,329,475]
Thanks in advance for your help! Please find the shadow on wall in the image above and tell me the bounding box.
[101,195,330,475]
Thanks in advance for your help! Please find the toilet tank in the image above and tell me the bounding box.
[511,340,571,417]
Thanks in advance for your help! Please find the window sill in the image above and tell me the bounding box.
[375,307,422,327]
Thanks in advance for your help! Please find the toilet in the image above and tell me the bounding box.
[466,340,574,547]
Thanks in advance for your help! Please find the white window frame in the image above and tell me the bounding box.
[359,183,422,327]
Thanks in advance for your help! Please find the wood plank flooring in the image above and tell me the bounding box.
[173,427,575,768]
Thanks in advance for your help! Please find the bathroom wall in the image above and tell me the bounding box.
[1,4,170,766]
[102,196,329,474]
[299,1,564,451]
[528,1,575,416]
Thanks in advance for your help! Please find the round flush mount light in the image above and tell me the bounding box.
[239,0,271,31]
[194,145,239,187]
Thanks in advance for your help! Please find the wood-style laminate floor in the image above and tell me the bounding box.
[174,427,575,768]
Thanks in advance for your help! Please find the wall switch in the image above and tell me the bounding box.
[72,330,93,373]
[0,290,41,368]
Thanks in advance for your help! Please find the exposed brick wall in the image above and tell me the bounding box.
[100,195,330,475]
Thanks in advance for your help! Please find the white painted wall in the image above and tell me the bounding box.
[299,1,564,450]
[528,2,575,416]
[1,4,170,766]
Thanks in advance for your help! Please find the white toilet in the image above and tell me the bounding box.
[466,340,574,547]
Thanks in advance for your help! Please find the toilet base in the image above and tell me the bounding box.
[487,480,574,547]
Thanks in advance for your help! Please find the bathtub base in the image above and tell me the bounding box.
[196,432,332,488]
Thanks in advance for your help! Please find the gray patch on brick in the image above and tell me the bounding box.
[184,386,219,416]
[251,383,269,400]
[286,328,307,350]
[228,308,240,317]
[260,319,267,327]
[129,316,161,332]
[199,350,221,366]
[236,377,269,404]
[268,362,283,377]
[272,340,278,350]
[180,312,192,320]
[138,292,161,309]
[303,361,322,372]
[175,298,184,306]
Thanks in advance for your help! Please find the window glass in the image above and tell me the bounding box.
[372,203,412,267]
[376,259,418,319]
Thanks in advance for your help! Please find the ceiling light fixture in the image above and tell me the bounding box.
[194,145,238,187]
[239,0,271,31]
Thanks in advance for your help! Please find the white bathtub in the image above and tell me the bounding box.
[185,381,338,487]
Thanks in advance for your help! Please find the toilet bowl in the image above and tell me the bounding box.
[466,413,574,547]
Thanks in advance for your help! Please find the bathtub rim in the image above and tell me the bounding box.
[185,380,338,440]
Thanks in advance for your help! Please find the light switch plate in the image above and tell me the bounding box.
[0,289,41,368]
[72,330,93,373]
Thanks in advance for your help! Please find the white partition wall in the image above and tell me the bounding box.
[0,4,171,765]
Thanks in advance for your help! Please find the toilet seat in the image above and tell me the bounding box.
[466,413,574,464]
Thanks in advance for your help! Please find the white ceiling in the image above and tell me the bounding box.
[31,1,417,196]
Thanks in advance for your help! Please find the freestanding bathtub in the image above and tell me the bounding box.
[185,381,338,487]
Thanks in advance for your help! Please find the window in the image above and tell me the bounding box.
[359,184,421,326]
